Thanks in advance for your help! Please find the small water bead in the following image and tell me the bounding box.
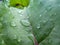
[11,21,16,27]
[20,14,23,17]
[18,11,22,14]
[41,20,47,24]
[18,10,23,14]
[13,35,17,39]
[20,19,30,27]
[40,14,42,17]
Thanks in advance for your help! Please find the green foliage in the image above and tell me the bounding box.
[1,0,60,45]
[0,1,34,45]
[28,0,60,45]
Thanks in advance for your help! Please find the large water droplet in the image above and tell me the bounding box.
[2,40,5,44]
[20,19,30,27]
[40,15,42,17]
[18,10,23,14]
[11,22,16,27]
[18,39,21,42]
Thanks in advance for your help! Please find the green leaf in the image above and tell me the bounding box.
[0,2,34,45]
[27,0,60,45]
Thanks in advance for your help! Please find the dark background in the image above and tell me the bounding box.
[0,0,2,1]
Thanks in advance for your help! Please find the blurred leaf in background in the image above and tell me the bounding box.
[3,0,30,9]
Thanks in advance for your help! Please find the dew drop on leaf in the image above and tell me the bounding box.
[14,35,17,39]
[20,19,30,27]
[40,14,42,17]
[2,40,4,44]
[18,10,23,14]
[18,39,21,42]
[10,21,16,27]
[43,20,47,23]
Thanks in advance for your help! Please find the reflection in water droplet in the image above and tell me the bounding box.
[20,19,30,27]
[37,24,41,29]
[11,22,16,27]
[18,11,22,14]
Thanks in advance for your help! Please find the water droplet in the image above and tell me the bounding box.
[6,0,8,2]
[20,19,30,27]
[18,11,22,13]
[18,10,23,14]
[11,22,16,27]
[20,15,23,16]
[53,27,56,30]
[0,22,3,28]
[55,13,56,15]
[40,15,42,17]
[2,40,4,44]
[43,20,47,23]
[26,16,29,19]
[18,39,21,42]
[37,24,41,29]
